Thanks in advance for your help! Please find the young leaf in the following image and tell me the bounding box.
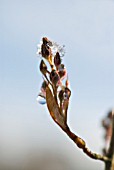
[46,85,68,130]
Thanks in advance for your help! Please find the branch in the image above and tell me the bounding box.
[46,84,110,163]
[65,127,110,162]
[37,37,111,166]
[105,111,114,170]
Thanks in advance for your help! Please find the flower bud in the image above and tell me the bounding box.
[41,37,52,60]
[42,37,49,45]
[59,87,71,102]
[64,87,71,99]
[41,44,50,59]
[54,52,61,68]
[42,37,52,46]
[40,60,47,75]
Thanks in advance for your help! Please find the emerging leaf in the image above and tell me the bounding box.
[46,85,68,130]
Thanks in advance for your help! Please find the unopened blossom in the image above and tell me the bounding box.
[54,52,61,69]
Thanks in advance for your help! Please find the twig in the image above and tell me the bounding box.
[59,122,111,162]
[37,37,112,167]
[105,111,114,170]
[46,84,111,163]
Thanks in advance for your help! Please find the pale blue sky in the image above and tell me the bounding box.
[0,0,114,169]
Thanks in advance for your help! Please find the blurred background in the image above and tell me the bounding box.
[0,0,114,169]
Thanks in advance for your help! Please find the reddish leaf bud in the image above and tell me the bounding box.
[54,52,61,68]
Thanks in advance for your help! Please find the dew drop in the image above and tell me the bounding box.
[36,95,46,105]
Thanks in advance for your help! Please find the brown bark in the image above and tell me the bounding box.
[105,111,114,170]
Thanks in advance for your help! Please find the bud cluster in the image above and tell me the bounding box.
[37,37,71,125]
[36,37,112,163]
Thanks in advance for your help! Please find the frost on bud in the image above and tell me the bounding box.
[51,42,65,57]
